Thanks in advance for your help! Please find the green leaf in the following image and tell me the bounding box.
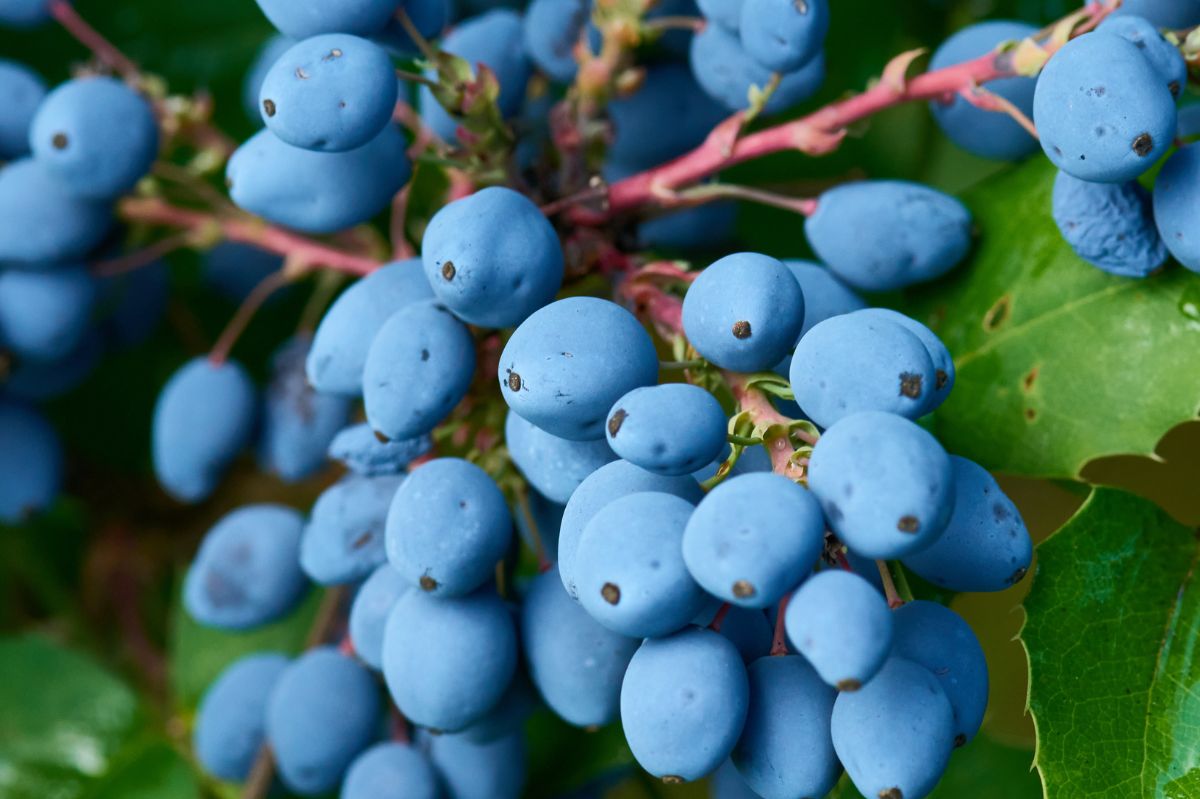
[88,740,200,799]
[899,158,1200,478]
[524,711,633,798]
[1021,488,1200,797]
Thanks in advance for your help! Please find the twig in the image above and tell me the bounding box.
[770,593,791,656]
[660,183,818,216]
[514,485,552,573]
[708,603,732,632]
[396,68,439,89]
[876,560,905,609]
[208,269,293,365]
[92,231,193,277]
[394,6,439,62]
[642,15,707,34]
[48,0,140,81]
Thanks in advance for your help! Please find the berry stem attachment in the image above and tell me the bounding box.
[48,0,140,81]
[708,602,732,632]
[393,6,439,62]
[658,182,818,216]
[770,593,791,656]
[641,15,707,34]
[514,484,552,573]
[91,231,194,277]
[876,560,906,609]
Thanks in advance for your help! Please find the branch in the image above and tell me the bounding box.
[571,1,1118,223]
[119,197,382,276]
[48,0,140,81]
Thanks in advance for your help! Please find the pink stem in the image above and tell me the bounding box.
[119,197,381,276]
[708,602,732,633]
[770,593,791,656]
[208,269,292,365]
[876,560,905,609]
[48,0,140,81]
[92,231,192,277]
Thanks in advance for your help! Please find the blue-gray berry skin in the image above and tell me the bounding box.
[711,606,773,665]
[698,0,743,31]
[683,473,825,608]
[253,0,398,38]
[455,670,536,744]
[385,457,512,597]
[300,474,402,585]
[928,21,1040,161]
[558,459,704,598]
[382,587,518,732]
[1033,32,1176,184]
[0,264,96,362]
[1111,0,1200,29]
[266,647,381,795]
[638,201,738,251]
[307,258,433,397]
[0,0,50,28]
[605,384,727,477]
[0,59,45,158]
[785,570,894,690]
[342,743,439,799]
[30,76,158,199]
[363,301,476,441]
[258,34,398,152]
[5,335,102,402]
[1052,169,1167,277]
[427,729,527,799]
[790,311,936,429]
[784,260,867,340]
[506,409,616,503]
[808,411,955,559]
[831,657,955,799]
[514,489,563,563]
[193,653,289,782]
[184,505,308,630]
[523,0,590,83]
[575,492,709,638]
[906,457,1032,593]
[892,601,989,746]
[731,655,840,799]
[739,0,828,73]
[499,297,659,441]
[0,158,112,264]
[1097,15,1188,98]
[689,23,825,112]
[0,401,61,523]
[712,759,765,799]
[348,563,410,670]
[804,180,973,291]
[857,308,955,415]
[423,186,564,328]
[1152,143,1200,273]
[242,35,294,123]
[152,358,258,503]
[521,569,639,727]
[328,423,431,476]
[608,63,727,169]
[683,252,805,372]
[226,123,411,234]
[620,627,750,783]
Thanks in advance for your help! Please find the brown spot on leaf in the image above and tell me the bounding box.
[983,294,1011,331]
[1022,366,1039,393]
[1025,408,1037,421]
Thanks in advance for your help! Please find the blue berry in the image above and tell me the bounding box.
[363,300,477,440]
[1097,14,1188,98]
[698,0,743,32]
[0,264,96,362]
[784,260,867,340]
[1052,169,1167,277]
[0,58,45,158]
[454,670,536,744]
[807,411,955,559]
[731,655,840,799]
[226,124,411,234]
[0,0,49,27]
[30,76,158,199]
[637,201,738,251]
[892,600,989,746]
[301,474,402,585]
[0,159,111,264]
[683,473,824,608]
[505,409,616,503]
[785,569,893,690]
[184,504,308,630]
[342,742,439,799]
[1152,143,1200,273]
[1033,32,1176,183]
[193,653,288,782]
[254,0,399,38]
[830,657,955,799]
[382,587,517,732]
[690,23,825,113]
[328,423,432,476]
[927,21,1040,161]
[620,627,749,783]
[521,569,638,727]
[259,34,398,152]
[558,459,703,598]
[608,63,727,170]
[790,311,937,428]
[373,0,451,55]
[683,252,805,372]
[1111,0,1200,29]
[152,357,258,503]
[514,489,563,563]
[522,0,589,83]
[575,492,708,638]
[267,647,381,795]
[713,606,773,664]
[349,564,410,670]
[422,187,564,328]
[259,336,352,482]
[0,400,61,522]
[856,308,955,414]
[243,34,294,124]
[308,258,434,396]
[427,729,527,799]
[712,759,765,799]
[738,0,828,73]
[100,257,169,347]
[5,335,103,401]
[804,180,973,291]
[201,242,285,303]
[500,297,658,440]
[604,384,727,477]
[386,458,512,596]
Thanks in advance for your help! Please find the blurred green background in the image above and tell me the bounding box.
[1,1,1198,797]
